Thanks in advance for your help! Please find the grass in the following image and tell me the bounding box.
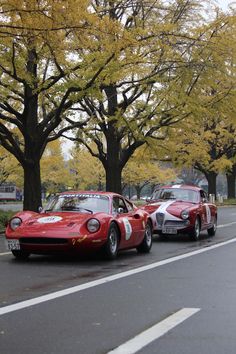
[0,210,15,232]
[217,198,236,205]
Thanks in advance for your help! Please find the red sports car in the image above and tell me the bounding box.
[142,184,217,241]
[5,191,153,260]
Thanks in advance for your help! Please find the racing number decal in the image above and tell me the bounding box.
[123,218,132,240]
[37,216,62,224]
[205,205,211,223]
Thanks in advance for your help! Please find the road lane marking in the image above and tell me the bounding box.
[0,237,236,316]
[107,308,200,354]
[218,221,236,228]
[0,252,11,256]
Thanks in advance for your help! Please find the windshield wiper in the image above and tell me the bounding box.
[71,207,93,213]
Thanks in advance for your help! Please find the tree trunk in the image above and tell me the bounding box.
[226,173,236,199]
[22,47,42,211]
[205,171,217,197]
[105,132,122,192]
[23,159,42,211]
[106,163,122,194]
[135,185,142,200]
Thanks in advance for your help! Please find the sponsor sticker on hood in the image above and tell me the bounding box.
[37,216,62,224]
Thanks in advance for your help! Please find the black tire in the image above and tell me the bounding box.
[103,223,119,260]
[190,216,201,241]
[208,216,217,236]
[137,220,153,253]
[12,250,30,260]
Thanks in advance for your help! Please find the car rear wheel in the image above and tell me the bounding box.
[137,220,153,253]
[190,217,201,241]
[12,250,30,260]
[103,223,119,260]
[208,216,217,236]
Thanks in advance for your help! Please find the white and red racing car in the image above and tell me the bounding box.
[142,184,217,241]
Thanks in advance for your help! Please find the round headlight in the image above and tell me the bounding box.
[87,218,100,233]
[9,217,22,230]
[181,210,189,220]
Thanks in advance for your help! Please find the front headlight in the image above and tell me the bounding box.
[9,217,22,230]
[87,218,100,233]
[181,210,189,220]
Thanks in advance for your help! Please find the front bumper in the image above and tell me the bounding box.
[5,233,107,254]
[155,219,192,235]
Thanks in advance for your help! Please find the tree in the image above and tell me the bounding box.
[0,154,10,186]
[0,146,22,186]
[0,0,125,210]
[226,164,236,198]
[122,147,176,199]
[68,145,105,190]
[41,140,70,195]
[166,115,236,196]
[160,10,236,197]
[67,0,233,194]
[178,167,205,186]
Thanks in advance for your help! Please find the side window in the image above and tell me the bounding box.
[203,191,208,202]
[112,197,119,213]
[200,190,208,202]
[125,199,134,212]
[112,197,128,214]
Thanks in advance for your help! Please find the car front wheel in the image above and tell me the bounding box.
[137,220,153,253]
[190,217,201,241]
[103,223,119,260]
[208,216,217,236]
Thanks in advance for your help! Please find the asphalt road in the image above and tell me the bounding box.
[0,206,236,354]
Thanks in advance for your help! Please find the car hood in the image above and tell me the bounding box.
[143,200,194,216]
[20,212,93,230]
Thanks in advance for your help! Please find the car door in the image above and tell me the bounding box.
[200,190,212,227]
[112,196,143,247]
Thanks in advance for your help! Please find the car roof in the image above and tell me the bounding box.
[154,184,201,192]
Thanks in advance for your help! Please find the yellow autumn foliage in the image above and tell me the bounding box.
[41,140,70,193]
[123,147,176,186]
[68,146,105,190]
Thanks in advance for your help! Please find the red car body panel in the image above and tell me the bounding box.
[5,191,150,256]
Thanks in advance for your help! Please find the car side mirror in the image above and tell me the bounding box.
[38,206,44,213]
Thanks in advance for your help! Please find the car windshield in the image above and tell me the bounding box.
[45,194,109,213]
[151,188,199,203]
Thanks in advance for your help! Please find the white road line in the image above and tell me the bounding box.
[217,221,236,228]
[0,252,11,256]
[0,237,236,316]
[107,308,200,354]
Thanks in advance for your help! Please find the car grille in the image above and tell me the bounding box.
[19,238,68,245]
[164,220,187,228]
[156,212,164,227]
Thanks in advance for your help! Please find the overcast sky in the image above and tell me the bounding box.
[217,0,235,10]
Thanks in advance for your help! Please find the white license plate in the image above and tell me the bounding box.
[162,228,177,234]
[7,239,20,250]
